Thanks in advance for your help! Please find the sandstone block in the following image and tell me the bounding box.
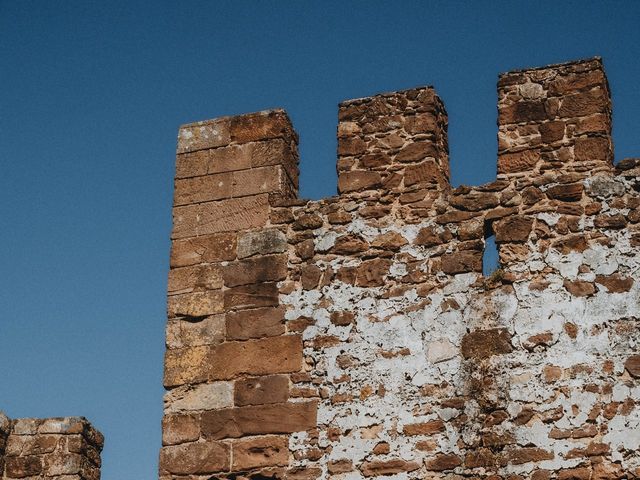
[231,435,289,470]
[330,311,355,326]
[223,254,288,287]
[164,335,301,386]
[450,191,499,212]
[360,459,420,476]
[226,306,286,340]
[539,121,565,142]
[404,160,445,187]
[337,137,367,156]
[499,100,548,124]
[545,183,583,202]
[177,119,231,154]
[505,447,554,465]
[224,282,280,310]
[441,251,482,274]
[574,136,611,163]
[237,228,287,259]
[164,345,209,387]
[396,142,438,163]
[164,382,233,414]
[461,328,513,360]
[338,171,381,193]
[234,375,289,406]
[558,88,608,118]
[403,419,445,435]
[170,232,237,268]
[625,355,640,378]
[172,194,269,239]
[159,441,230,475]
[166,315,225,349]
[201,401,317,439]
[494,216,533,243]
[228,110,296,144]
[167,291,224,318]
[548,68,605,96]
[162,414,201,445]
[498,149,540,174]
[563,279,595,297]
[5,456,43,477]
[595,273,634,293]
[167,264,222,295]
[355,258,392,287]
[425,453,462,471]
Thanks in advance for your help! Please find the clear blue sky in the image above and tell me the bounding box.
[1,1,639,479]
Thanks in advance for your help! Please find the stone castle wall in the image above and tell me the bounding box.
[161,57,640,480]
[0,414,103,480]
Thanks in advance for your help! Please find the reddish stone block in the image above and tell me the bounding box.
[498,149,540,174]
[165,335,301,386]
[167,291,224,318]
[229,110,296,144]
[222,254,288,287]
[558,88,608,118]
[403,419,445,435]
[170,232,237,268]
[404,160,446,186]
[461,328,513,360]
[441,251,482,274]
[494,216,534,243]
[625,355,640,378]
[355,258,392,287]
[5,456,43,477]
[574,136,611,163]
[338,171,381,193]
[159,441,230,475]
[425,453,462,471]
[499,101,548,124]
[360,459,421,476]
[172,194,270,239]
[231,435,289,470]
[224,282,280,310]
[162,414,200,446]
[201,401,317,439]
[167,264,223,295]
[226,306,286,340]
[563,279,595,297]
[234,375,289,406]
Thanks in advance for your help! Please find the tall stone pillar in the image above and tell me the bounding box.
[161,110,317,479]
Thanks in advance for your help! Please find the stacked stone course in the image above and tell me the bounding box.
[0,414,103,480]
[162,56,640,479]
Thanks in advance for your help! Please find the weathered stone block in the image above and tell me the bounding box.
[172,194,269,239]
[164,382,233,414]
[222,254,288,287]
[166,315,225,349]
[164,335,302,386]
[224,282,280,310]
[461,328,513,360]
[231,435,289,470]
[167,291,224,318]
[237,228,287,259]
[159,441,230,475]
[201,401,317,439]
[225,306,286,340]
[234,375,289,406]
[170,232,237,268]
[337,171,381,193]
